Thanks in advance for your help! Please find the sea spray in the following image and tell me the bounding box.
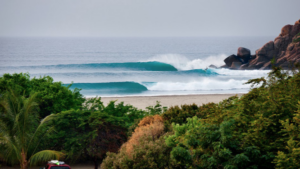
[144,78,250,91]
[147,54,228,70]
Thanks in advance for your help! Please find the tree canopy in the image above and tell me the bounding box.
[0,73,84,118]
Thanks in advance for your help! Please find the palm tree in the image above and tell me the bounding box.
[0,90,64,169]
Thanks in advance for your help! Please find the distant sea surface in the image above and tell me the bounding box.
[0,37,274,97]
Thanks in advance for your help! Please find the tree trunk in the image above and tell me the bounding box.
[20,149,28,169]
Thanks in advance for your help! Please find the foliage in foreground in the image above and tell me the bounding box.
[164,67,300,169]
[101,66,300,169]
[101,115,176,169]
[45,98,166,169]
[0,91,63,169]
[0,73,84,118]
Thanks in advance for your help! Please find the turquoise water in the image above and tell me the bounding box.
[0,37,273,96]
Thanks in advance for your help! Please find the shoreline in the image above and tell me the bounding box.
[100,93,245,109]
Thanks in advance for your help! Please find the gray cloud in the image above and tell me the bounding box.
[0,0,299,37]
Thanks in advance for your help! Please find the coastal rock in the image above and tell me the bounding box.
[280,25,293,36]
[287,43,294,51]
[224,54,241,67]
[251,54,257,60]
[237,47,251,63]
[291,20,300,35]
[239,63,249,70]
[247,55,269,69]
[260,61,272,70]
[230,62,242,69]
[250,19,300,69]
[219,19,300,70]
[256,41,276,59]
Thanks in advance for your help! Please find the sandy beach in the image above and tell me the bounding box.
[101,93,244,109]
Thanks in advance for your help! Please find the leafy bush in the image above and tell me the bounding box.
[101,115,177,169]
[166,117,261,168]
[164,66,300,168]
[101,136,174,169]
[162,103,199,125]
[0,73,84,117]
[45,98,165,168]
[273,103,300,169]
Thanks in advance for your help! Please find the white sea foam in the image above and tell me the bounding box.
[144,78,251,91]
[214,68,270,77]
[147,54,227,70]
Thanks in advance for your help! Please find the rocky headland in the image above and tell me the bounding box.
[217,19,300,70]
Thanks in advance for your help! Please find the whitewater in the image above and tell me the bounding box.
[0,37,274,97]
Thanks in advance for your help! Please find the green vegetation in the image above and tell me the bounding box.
[163,66,300,168]
[45,98,165,169]
[102,66,300,169]
[0,73,84,118]
[2,66,300,168]
[0,90,63,169]
[101,115,176,169]
[0,73,165,168]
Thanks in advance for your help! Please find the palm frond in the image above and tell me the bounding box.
[29,150,64,166]
[0,133,21,164]
[27,114,57,153]
[28,125,56,157]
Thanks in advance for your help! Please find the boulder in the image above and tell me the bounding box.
[276,43,300,69]
[260,61,272,70]
[237,47,251,60]
[291,20,300,36]
[237,47,251,63]
[224,54,242,67]
[280,25,293,36]
[274,22,300,55]
[256,41,276,59]
[248,54,269,69]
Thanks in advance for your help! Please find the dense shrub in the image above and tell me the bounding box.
[45,98,166,169]
[101,115,177,169]
[164,66,300,168]
[101,66,300,168]
[162,103,199,125]
[0,73,84,117]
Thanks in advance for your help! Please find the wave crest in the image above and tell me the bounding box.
[147,54,227,70]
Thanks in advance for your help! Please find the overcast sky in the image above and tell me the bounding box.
[0,0,299,37]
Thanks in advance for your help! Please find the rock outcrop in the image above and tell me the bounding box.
[224,54,242,67]
[237,47,251,63]
[221,19,300,70]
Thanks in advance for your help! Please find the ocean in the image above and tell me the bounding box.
[0,37,273,97]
